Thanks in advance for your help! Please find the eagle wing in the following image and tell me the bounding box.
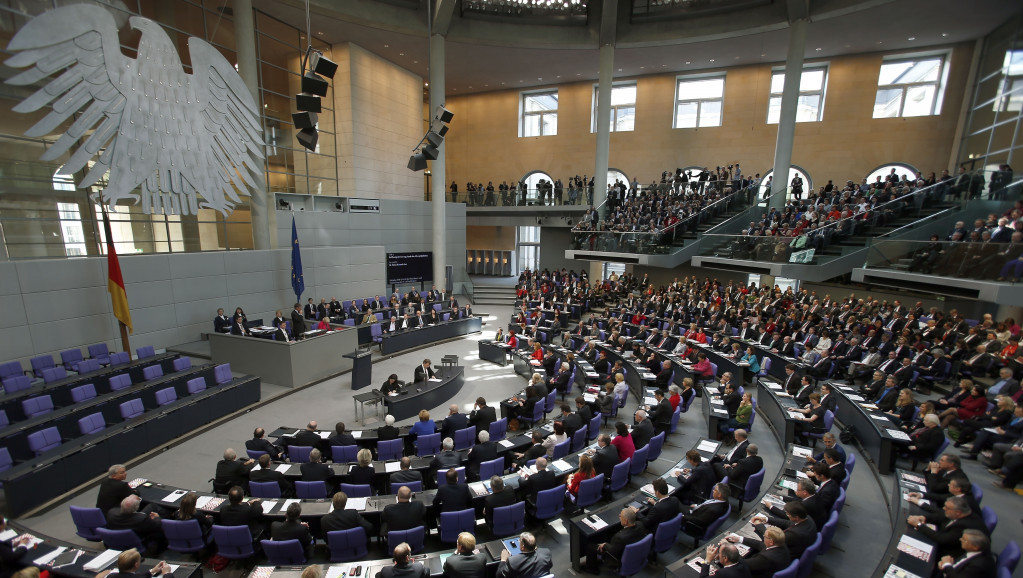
[188,38,265,215]
[4,4,128,189]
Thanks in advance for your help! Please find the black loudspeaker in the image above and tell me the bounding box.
[293,111,318,130]
[436,106,454,123]
[297,128,318,151]
[425,131,443,147]
[310,52,338,79]
[407,153,428,171]
[437,125,449,137]
[422,144,439,161]
[296,94,321,113]
[302,73,329,97]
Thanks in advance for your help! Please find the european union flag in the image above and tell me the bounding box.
[291,216,304,301]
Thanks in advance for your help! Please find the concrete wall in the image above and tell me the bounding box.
[466,226,516,250]
[0,246,385,368]
[442,44,974,189]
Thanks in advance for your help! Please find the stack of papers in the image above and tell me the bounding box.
[499,439,515,448]
[384,461,401,473]
[83,549,121,572]
[275,464,291,473]
[887,429,912,441]
[791,447,812,458]
[128,478,147,489]
[344,497,368,511]
[248,567,275,578]
[697,440,718,452]
[469,482,489,497]
[896,535,934,562]
[33,546,67,566]
[639,484,656,497]
[196,496,225,511]
[551,459,571,472]
[318,431,331,439]
[883,565,925,578]
[582,515,608,530]
[162,490,188,503]
[351,431,363,439]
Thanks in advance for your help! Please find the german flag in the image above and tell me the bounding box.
[102,208,132,333]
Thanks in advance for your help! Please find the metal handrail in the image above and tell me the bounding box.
[701,186,790,235]
[573,183,753,236]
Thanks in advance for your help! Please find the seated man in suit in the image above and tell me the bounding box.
[214,308,231,333]
[271,502,313,554]
[588,434,619,480]
[214,448,255,492]
[681,483,731,538]
[106,495,166,552]
[636,478,681,533]
[443,532,487,578]
[761,478,826,530]
[497,532,553,578]
[430,437,462,478]
[512,431,546,470]
[673,450,717,505]
[293,421,325,454]
[300,448,333,486]
[466,430,499,480]
[804,432,846,466]
[724,443,764,490]
[575,396,594,427]
[97,464,140,516]
[631,409,655,450]
[381,486,427,535]
[109,549,173,578]
[737,526,791,578]
[376,543,430,578]
[230,316,250,336]
[907,496,990,559]
[414,359,436,382]
[377,414,400,441]
[734,501,817,559]
[388,457,423,492]
[937,529,996,578]
[249,454,294,497]
[484,475,518,525]
[320,491,372,539]
[245,427,282,461]
[273,321,291,342]
[219,486,264,535]
[711,430,749,479]
[441,403,469,441]
[433,468,473,521]
[698,542,751,578]
[516,457,559,502]
[468,397,497,442]
[581,507,649,573]
[327,421,357,451]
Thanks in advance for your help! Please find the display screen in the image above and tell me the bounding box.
[387,252,433,284]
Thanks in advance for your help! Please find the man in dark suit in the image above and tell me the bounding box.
[631,409,655,449]
[762,478,827,530]
[377,414,400,441]
[497,532,553,578]
[230,316,250,336]
[320,490,373,539]
[909,478,980,524]
[516,457,559,502]
[430,437,462,477]
[738,526,792,578]
[648,389,674,435]
[96,464,139,515]
[272,321,291,342]
[809,463,840,512]
[271,502,313,553]
[379,542,430,578]
[723,443,763,490]
[484,476,518,525]
[925,454,967,496]
[381,486,427,534]
[219,486,264,533]
[249,454,294,496]
[300,448,332,484]
[303,298,317,320]
[781,364,801,396]
[246,427,282,460]
[327,421,357,450]
[441,403,469,440]
[681,483,730,538]
[557,403,584,438]
[433,467,473,520]
[106,495,166,552]
[293,421,325,453]
[214,448,255,492]
[581,507,650,573]
[107,549,173,578]
[793,377,815,408]
[673,450,717,505]
[816,448,846,486]
[443,532,488,578]
[290,304,307,339]
[414,359,436,382]
[589,434,619,479]
[388,457,423,492]
[698,543,752,578]
[937,529,996,578]
[513,431,546,470]
[636,478,681,532]
[214,308,231,333]
[907,496,990,559]
[739,501,817,559]
[468,397,497,442]
[712,431,749,480]
[575,396,594,427]
[466,430,499,480]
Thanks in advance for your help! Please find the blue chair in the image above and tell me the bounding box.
[78,412,106,435]
[608,459,631,492]
[0,361,24,380]
[214,363,233,384]
[436,467,466,486]
[28,427,61,455]
[249,481,282,498]
[618,534,653,576]
[685,503,731,547]
[388,480,423,494]
[479,457,505,481]
[155,387,177,406]
[0,410,7,428]
[519,401,546,429]
[805,410,835,448]
[296,481,327,499]
[109,352,131,366]
[88,343,111,365]
[832,487,847,515]
[172,357,191,372]
[327,528,368,562]
[531,484,566,521]
[982,506,998,533]
[997,540,1020,573]
[162,519,209,554]
[647,432,665,463]
[245,450,268,461]
[187,377,206,394]
[543,391,557,418]
[819,510,840,553]
[797,533,822,578]
[454,426,476,451]
[211,525,255,560]
[109,373,133,391]
[774,560,800,578]
[96,528,145,553]
[551,439,571,460]
[332,445,359,463]
[71,383,97,402]
[340,483,372,498]
[378,439,403,461]
[588,414,602,441]
[652,513,683,555]
[142,365,163,381]
[489,418,508,442]
[571,427,588,452]
[629,445,650,476]
[0,448,11,480]
[416,433,441,456]
[732,467,765,511]
[669,407,681,434]
[2,375,32,394]
[439,508,476,544]
[288,445,313,463]
[30,355,55,378]
[61,349,84,372]
[69,506,106,541]
[261,539,306,565]
[119,398,144,420]
[371,323,383,350]
[136,346,156,359]
[971,482,982,504]
[492,502,526,537]
[574,474,605,509]
[42,366,67,383]
[22,395,54,418]
[845,453,856,477]
[387,526,425,554]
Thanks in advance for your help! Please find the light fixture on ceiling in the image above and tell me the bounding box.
[907,37,916,41]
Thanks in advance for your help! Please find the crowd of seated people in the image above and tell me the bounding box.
[905,208,1023,280]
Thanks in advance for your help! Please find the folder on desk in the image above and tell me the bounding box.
[344,497,368,511]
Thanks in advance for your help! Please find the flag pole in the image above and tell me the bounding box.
[101,207,133,353]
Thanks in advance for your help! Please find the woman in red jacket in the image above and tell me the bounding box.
[938,383,987,428]
[611,421,635,463]
[567,455,596,500]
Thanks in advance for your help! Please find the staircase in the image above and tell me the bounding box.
[672,204,748,247]
[471,282,517,308]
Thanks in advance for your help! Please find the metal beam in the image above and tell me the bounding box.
[784,0,810,22]
[599,0,619,47]
[432,0,457,37]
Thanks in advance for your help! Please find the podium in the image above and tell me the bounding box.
[343,350,373,390]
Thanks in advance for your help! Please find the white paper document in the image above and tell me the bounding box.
[697,440,718,452]
[791,447,812,458]
[887,429,912,441]
[0,530,17,541]
[428,378,442,382]
[384,461,401,473]
[344,497,368,511]
[275,464,292,473]
[83,549,121,571]
[552,459,571,472]
[33,547,66,566]
[318,431,331,439]
[351,430,363,439]
[499,439,515,448]
[162,489,188,503]
[582,515,608,530]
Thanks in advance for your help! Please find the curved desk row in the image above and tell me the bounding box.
[1,373,261,517]
[382,367,465,422]
[755,380,807,448]
[830,383,910,475]
[871,469,939,577]
[378,317,482,356]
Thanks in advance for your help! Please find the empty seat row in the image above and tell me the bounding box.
[0,344,159,383]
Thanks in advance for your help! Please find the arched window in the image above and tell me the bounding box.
[865,163,920,187]
[758,165,812,202]
[608,168,628,190]
[522,170,553,202]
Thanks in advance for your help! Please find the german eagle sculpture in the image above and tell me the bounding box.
[5,4,264,216]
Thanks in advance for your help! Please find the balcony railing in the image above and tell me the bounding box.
[862,238,1023,281]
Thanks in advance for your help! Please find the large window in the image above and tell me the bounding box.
[873,55,949,118]
[994,50,1023,112]
[518,226,540,271]
[592,83,636,132]
[767,66,828,124]
[674,75,725,128]
[521,90,558,137]
[56,203,87,257]
[758,166,812,202]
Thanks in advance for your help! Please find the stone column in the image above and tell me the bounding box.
[593,43,614,214]
[234,0,271,249]
[430,33,447,290]
[769,17,808,210]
